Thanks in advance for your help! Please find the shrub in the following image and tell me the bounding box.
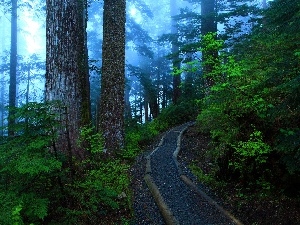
[0,102,62,224]
[157,100,199,127]
[230,130,272,182]
[0,102,132,224]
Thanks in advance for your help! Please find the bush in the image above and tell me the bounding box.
[0,102,62,224]
[157,100,199,127]
[122,100,199,161]
[0,102,132,224]
[230,130,272,182]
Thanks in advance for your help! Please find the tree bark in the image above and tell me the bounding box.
[99,0,126,154]
[45,0,91,159]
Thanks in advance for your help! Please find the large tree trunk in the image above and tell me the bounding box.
[45,0,91,159]
[99,0,126,155]
[8,0,17,136]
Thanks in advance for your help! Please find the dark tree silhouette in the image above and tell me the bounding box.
[201,0,217,92]
[8,0,17,136]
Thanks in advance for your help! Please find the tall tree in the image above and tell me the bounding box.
[8,0,17,136]
[0,72,4,136]
[99,0,126,154]
[201,0,217,92]
[201,0,217,35]
[45,0,91,159]
[262,0,267,9]
[170,0,181,104]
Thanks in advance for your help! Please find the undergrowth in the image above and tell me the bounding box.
[0,102,132,225]
[0,99,200,224]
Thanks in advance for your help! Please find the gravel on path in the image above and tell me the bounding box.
[131,124,236,225]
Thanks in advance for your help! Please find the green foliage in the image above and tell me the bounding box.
[88,160,130,196]
[61,165,121,224]
[156,100,199,127]
[230,130,272,178]
[122,100,199,162]
[78,125,104,154]
[123,118,164,158]
[60,125,132,224]
[189,163,217,187]
[276,129,300,174]
[12,204,23,225]
[0,102,62,224]
[196,0,300,194]
[0,102,132,224]
[123,129,142,160]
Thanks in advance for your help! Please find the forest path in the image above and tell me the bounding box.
[131,123,242,225]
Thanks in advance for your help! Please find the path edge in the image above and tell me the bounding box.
[173,122,244,225]
[144,131,180,225]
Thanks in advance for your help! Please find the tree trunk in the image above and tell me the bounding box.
[125,82,132,120]
[262,0,267,9]
[8,0,17,136]
[99,0,126,154]
[26,66,30,104]
[183,52,194,98]
[0,73,4,137]
[201,0,217,92]
[45,0,91,159]
[144,95,149,122]
[170,0,181,104]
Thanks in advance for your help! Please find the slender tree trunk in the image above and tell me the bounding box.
[183,52,194,98]
[262,0,267,9]
[99,0,126,154]
[8,0,17,136]
[26,66,30,104]
[201,0,217,92]
[125,82,132,119]
[46,0,91,159]
[149,99,159,119]
[0,73,4,137]
[170,0,181,104]
[139,93,143,123]
[134,94,137,119]
[162,72,168,109]
[144,95,149,122]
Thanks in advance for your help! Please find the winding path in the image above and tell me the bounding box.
[133,123,243,225]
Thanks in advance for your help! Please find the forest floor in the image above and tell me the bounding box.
[179,125,300,225]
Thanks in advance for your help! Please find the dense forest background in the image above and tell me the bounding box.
[0,0,299,224]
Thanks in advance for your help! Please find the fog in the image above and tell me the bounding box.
[0,0,270,125]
